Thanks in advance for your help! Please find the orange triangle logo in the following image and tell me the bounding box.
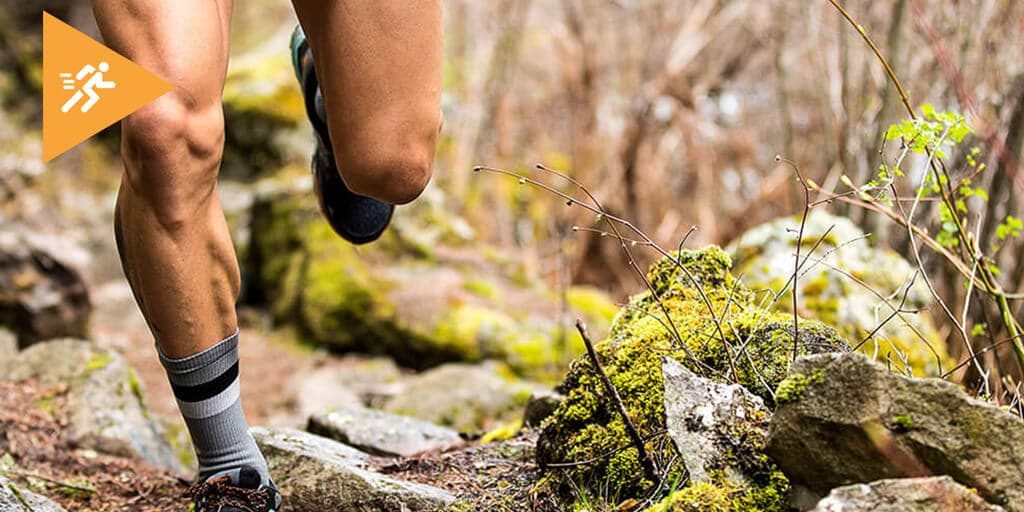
[43,12,174,162]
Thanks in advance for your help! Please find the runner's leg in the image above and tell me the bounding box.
[91,0,271,484]
[290,0,443,205]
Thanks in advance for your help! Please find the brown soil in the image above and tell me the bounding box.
[383,430,559,512]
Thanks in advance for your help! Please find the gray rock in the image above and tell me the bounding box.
[308,406,462,458]
[290,366,362,425]
[0,476,66,512]
[0,232,91,349]
[523,390,563,428]
[662,358,769,484]
[813,476,1004,512]
[383,362,541,433]
[291,356,405,422]
[5,339,182,472]
[252,427,454,511]
[768,353,1024,511]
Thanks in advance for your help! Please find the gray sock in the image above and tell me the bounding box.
[159,330,270,484]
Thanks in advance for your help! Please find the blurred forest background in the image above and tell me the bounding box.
[3,0,1024,394]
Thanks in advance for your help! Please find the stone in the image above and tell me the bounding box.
[523,390,564,428]
[5,339,182,472]
[662,358,769,484]
[383,362,542,434]
[289,366,362,425]
[307,406,462,458]
[252,427,454,511]
[0,476,67,512]
[813,477,1004,512]
[767,352,1024,510]
[0,231,91,348]
[728,211,948,376]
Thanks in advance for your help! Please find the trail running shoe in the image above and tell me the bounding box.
[290,25,394,245]
[186,466,282,512]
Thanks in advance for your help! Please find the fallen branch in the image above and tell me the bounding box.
[575,319,660,486]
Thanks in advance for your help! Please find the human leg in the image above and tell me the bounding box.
[91,0,276,501]
[290,0,443,205]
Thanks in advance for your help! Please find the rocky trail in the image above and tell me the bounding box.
[3,10,1023,508]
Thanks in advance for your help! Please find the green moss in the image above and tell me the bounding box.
[649,469,788,512]
[127,368,145,404]
[774,370,824,405]
[480,419,523,443]
[463,278,501,300]
[35,396,55,415]
[538,247,846,503]
[84,352,113,372]
[163,420,198,470]
[650,481,733,512]
[891,414,914,431]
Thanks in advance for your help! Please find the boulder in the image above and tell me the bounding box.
[813,476,1004,512]
[241,178,617,379]
[383,362,542,434]
[767,353,1024,510]
[0,231,91,348]
[728,211,948,376]
[307,406,462,458]
[252,427,454,511]
[3,339,182,472]
[537,247,848,501]
[0,476,66,512]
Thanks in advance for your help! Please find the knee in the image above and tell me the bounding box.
[338,151,434,205]
[332,117,439,205]
[120,94,224,230]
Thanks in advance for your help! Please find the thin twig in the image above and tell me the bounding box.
[576,319,660,486]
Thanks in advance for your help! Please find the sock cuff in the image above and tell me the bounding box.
[159,328,239,368]
[159,329,240,388]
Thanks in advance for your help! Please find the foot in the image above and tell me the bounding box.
[187,466,282,512]
[290,25,395,245]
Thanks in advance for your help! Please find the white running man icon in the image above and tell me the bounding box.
[61,61,116,113]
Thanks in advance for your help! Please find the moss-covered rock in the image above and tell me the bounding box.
[220,26,307,179]
[536,247,849,504]
[767,352,1024,510]
[243,178,615,380]
[728,211,949,377]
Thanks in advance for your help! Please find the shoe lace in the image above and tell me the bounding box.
[185,476,273,512]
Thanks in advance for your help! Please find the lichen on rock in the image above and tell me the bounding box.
[536,246,849,503]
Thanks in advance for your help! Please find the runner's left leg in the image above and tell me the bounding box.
[290,0,443,205]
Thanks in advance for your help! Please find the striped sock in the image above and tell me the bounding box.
[159,330,270,483]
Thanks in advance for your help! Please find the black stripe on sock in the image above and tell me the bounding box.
[170,361,239,403]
